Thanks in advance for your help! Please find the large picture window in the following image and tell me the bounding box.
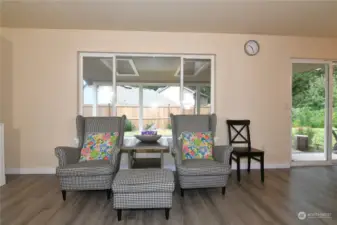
[80,53,214,137]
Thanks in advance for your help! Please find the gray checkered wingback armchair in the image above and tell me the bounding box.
[55,115,126,201]
[170,114,233,196]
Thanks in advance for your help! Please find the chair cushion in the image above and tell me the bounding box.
[56,160,114,177]
[79,132,119,162]
[180,131,214,160]
[177,159,231,176]
[112,169,175,193]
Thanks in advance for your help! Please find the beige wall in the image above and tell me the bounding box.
[1,28,337,169]
[0,30,2,123]
[0,7,3,122]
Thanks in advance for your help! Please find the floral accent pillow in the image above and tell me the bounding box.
[180,131,214,160]
[79,132,119,162]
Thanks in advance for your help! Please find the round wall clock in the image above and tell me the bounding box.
[244,40,260,56]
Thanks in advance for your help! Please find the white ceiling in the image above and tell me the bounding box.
[1,0,337,37]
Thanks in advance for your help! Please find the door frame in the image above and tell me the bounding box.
[332,62,337,164]
[291,59,335,166]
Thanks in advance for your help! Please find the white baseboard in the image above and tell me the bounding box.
[5,163,290,175]
[234,163,290,169]
[6,168,56,174]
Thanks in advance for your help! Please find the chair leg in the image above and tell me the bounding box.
[222,187,226,195]
[180,188,184,197]
[117,209,122,221]
[260,155,265,183]
[229,152,233,166]
[61,190,66,201]
[237,157,241,182]
[165,208,170,220]
[247,156,251,173]
[106,189,112,200]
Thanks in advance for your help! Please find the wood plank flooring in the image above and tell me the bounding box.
[1,167,337,225]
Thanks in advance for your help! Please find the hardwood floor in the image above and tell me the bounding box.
[1,167,336,225]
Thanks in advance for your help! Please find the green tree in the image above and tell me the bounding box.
[292,66,337,128]
[292,68,325,110]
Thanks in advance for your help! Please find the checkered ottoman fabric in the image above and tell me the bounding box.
[112,169,175,209]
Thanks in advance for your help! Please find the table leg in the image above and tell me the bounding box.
[160,149,164,169]
[132,150,136,164]
[128,150,132,169]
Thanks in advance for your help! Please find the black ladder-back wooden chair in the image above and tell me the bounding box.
[226,120,265,183]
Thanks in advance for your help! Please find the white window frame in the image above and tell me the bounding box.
[101,58,140,76]
[78,52,215,131]
[174,61,210,77]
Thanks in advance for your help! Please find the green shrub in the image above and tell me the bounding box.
[312,133,324,150]
[292,107,325,128]
[333,110,337,127]
[294,127,315,146]
[144,123,154,130]
[125,119,135,132]
[292,107,337,129]
[166,123,172,129]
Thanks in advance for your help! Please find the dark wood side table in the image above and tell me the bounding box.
[121,140,169,169]
[227,120,265,183]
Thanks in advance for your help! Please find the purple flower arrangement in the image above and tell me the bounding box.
[141,130,157,136]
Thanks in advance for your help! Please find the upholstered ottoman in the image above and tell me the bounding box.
[112,169,175,221]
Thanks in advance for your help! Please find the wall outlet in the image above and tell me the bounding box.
[74,137,79,147]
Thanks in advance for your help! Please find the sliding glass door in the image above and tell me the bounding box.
[291,60,335,165]
[291,62,328,162]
